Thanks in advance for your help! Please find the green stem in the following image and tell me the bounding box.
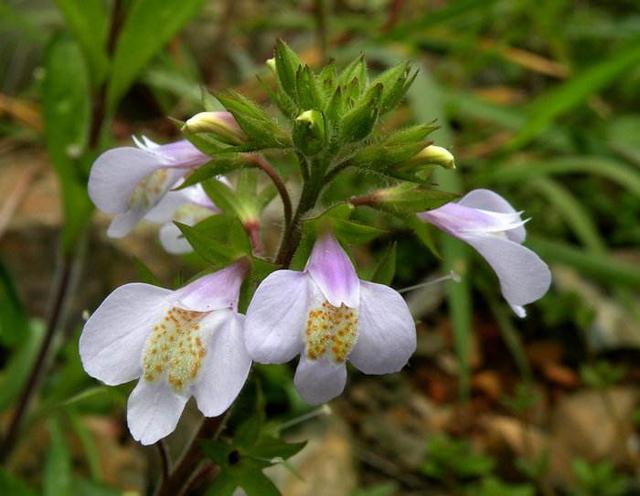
[275,162,324,267]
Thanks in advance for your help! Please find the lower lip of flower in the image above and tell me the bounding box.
[304,300,358,363]
[142,307,208,392]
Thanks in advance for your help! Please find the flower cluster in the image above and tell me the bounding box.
[80,45,552,445]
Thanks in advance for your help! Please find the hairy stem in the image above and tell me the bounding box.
[249,153,293,232]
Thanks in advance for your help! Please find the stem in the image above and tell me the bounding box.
[249,153,292,232]
[275,176,322,267]
[0,251,75,463]
[154,414,227,496]
[156,440,171,483]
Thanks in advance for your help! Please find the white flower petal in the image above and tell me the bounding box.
[305,234,359,308]
[106,208,148,238]
[127,379,188,445]
[349,281,416,374]
[193,312,251,416]
[244,270,307,363]
[293,356,347,405]
[159,222,192,254]
[88,147,167,214]
[458,189,526,243]
[144,188,192,224]
[510,304,527,318]
[79,283,170,385]
[462,234,552,307]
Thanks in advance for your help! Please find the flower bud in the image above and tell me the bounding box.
[412,145,455,169]
[182,111,246,145]
[266,57,276,73]
[292,110,327,156]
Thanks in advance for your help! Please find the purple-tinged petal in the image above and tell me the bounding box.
[146,183,217,224]
[193,312,251,416]
[305,233,359,308]
[244,270,307,363]
[127,378,188,445]
[175,261,248,312]
[419,203,524,239]
[89,147,169,214]
[349,281,416,374]
[79,283,171,386]
[293,355,347,405]
[145,139,209,168]
[458,189,526,243]
[461,234,551,309]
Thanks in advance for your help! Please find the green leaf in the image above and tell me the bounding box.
[44,418,72,496]
[236,467,280,496]
[529,237,640,288]
[295,65,325,110]
[340,83,382,143]
[178,157,244,189]
[274,39,303,103]
[216,90,291,150]
[53,0,108,82]
[0,321,44,414]
[205,470,239,496]
[42,35,93,251]
[0,469,36,496]
[176,216,248,267]
[251,436,306,461]
[107,0,206,110]
[333,218,386,244]
[0,259,29,346]
[370,243,397,285]
[510,38,640,149]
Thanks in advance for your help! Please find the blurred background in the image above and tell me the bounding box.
[1,0,640,495]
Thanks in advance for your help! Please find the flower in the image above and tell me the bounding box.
[244,233,416,405]
[145,183,219,254]
[88,136,211,238]
[418,189,551,317]
[79,261,251,445]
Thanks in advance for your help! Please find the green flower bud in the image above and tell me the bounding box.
[293,110,327,156]
[183,111,246,145]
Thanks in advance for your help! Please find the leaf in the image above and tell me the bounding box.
[53,0,108,82]
[236,467,280,496]
[530,177,605,253]
[333,218,386,244]
[528,237,640,288]
[0,321,44,414]
[370,243,397,285]
[178,157,244,189]
[42,35,93,251]
[484,156,640,197]
[44,418,72,496]
[0,469,36,496]
[0,259,30,347]
[251,436,307,461]
[176,217,248,267]
[274,39,303,103]
[107,0,206,110]
[510,38,640,149]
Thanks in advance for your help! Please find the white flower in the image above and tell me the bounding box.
[419,189,552,317]
[88,136,210,238]
[244,234,416,405]
[79,261,251,445]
